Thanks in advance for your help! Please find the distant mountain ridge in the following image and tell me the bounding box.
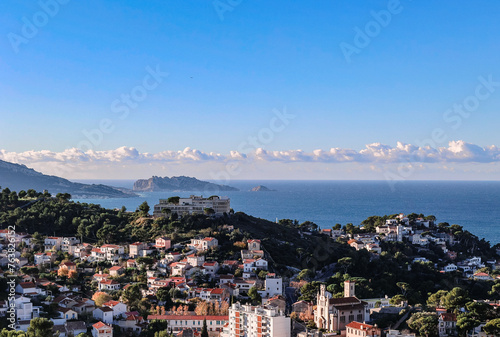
[133,175,239,192]
[0,160,137,198]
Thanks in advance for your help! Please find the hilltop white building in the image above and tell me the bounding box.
[153,195,230,217]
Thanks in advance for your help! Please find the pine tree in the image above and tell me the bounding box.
[201,318,209,337]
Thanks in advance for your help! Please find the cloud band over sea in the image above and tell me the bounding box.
[1,140,499,181]
[1,140,499,165]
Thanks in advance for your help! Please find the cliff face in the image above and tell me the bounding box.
[133,176,239,192]
[0,160,137,198]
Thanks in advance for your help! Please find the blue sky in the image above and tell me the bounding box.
[1,1,500,179]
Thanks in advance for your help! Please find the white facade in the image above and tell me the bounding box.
[34,252,55,265]
[153,195,230,217]
[92,321,113,337]
[61,237,80,252]
[103,301,128,318]
[444,264,457,272]
[147,314,228,333]
[44,237,63,251]
[223,303,290,337]
[93,308,114,324]
[264,274,283,298]
[15,296,40,321]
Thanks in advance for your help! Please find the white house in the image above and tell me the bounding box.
[187,254,205,267]
[264,273,282,298]
[92,321,113,337]
[473,272,493,281]
[93,307,114,324]
[102,300,128,319]
[15,282,41,296]
[129,242,147,258]
[189,237,219,251]
[444,264,457,273]
[34,252,56,265]
[412,234,429,246]
[243,259,257,273]
[170,262,191,276]
[99,279,121,291]
[438,313,457,336]
[203,261,219,277]
[15,296,40,321]
[61,237,80,252]
[44,237,63,251]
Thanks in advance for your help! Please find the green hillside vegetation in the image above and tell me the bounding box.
[1,187,499,311]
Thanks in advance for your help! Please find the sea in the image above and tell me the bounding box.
[73,180,500,245]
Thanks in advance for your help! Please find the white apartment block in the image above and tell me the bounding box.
[264,274,283,298]
[223,303,290,337]
[15,296,40,321]
[153,195,230,217]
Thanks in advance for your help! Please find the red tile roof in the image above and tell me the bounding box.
[102,300,121,307]
[148,314,228,321]
[439,313,457,322]
[474,272,490,277]
[18,282,35,289]
[346,321,375,330]
[93,321,111,329]
[100,279,119,285]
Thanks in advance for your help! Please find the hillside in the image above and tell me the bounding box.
[133,175,239,192]
[0,160,137,198]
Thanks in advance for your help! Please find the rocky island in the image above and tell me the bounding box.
[250,185,276,192]
[133,175,239,192]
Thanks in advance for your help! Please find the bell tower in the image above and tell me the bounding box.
[344,280,355,297]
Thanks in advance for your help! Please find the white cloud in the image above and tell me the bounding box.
[1,141,500,180]
[1,141,500,166]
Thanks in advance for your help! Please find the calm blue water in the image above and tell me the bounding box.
[73,180,500,245]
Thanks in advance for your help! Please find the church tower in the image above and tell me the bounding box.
[344,280,355,297]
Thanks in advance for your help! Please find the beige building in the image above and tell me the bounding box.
[153,195,230,217]
[314,281,369,332]
[147,314,228,333]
